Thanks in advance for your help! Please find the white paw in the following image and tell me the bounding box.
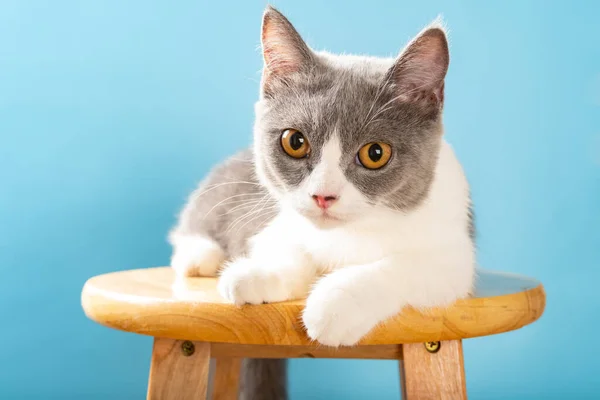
[217,258,291,305]
[170,234,224,277]
[302,277,378,347]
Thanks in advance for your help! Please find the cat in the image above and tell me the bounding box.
[169,6,475,399]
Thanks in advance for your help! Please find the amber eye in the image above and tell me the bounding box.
[357,142,392,169]
[281,129,310,159]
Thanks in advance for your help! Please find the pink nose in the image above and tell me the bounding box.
[312,194,338,209]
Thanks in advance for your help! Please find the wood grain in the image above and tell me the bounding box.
[211,357,242,400]
[400,340,467,400]
[211,343,402,360]
[82,267,545,345]
[147,338,210,400]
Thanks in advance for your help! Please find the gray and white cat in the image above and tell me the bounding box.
[169,6,475,399]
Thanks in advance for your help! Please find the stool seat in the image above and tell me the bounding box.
[82,267,545,346]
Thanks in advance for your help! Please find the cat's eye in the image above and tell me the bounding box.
[281,129,310,159]
[357,142,392,170]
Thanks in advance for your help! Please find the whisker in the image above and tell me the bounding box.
[226,194,272,232]
[227,201,278,234]
[234,207,279,235]
[361,69,396,130]
[190,181,264,202]
[362,80,436,130]
[216,199,272,217]
[227,158,255,163]
[201,193,268,220]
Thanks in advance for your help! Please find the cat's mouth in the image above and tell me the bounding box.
[299,208,347,227]
[319,211,343,221]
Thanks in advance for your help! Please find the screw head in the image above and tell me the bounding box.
[181,341,195,356]
[424,341,441,353]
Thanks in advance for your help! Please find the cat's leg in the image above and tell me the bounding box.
[169,232,225,277]
[302,247,475,346]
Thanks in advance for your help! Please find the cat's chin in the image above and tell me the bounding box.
[301,211,348,229]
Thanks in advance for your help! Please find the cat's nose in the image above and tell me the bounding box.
[311,194,338,209]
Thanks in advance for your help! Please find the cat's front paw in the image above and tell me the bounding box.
[170,234,224,277]
[302,277,378,347]
[217,258,292,305]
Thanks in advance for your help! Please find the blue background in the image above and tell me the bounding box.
[1,0,598,398]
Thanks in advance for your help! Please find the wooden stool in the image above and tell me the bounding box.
[81,267,545,399]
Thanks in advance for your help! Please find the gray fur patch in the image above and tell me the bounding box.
[468,200,476,240]
[171,149,276,258]
[239,359,287,400]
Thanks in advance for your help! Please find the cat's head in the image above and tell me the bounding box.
[253,6,449,227]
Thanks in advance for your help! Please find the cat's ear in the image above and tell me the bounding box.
[261,6,314,95]
[386,19,449,108]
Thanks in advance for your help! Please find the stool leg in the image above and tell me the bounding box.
[399,340,467,400]
[211,357,242,400]
[147,338,211,400]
